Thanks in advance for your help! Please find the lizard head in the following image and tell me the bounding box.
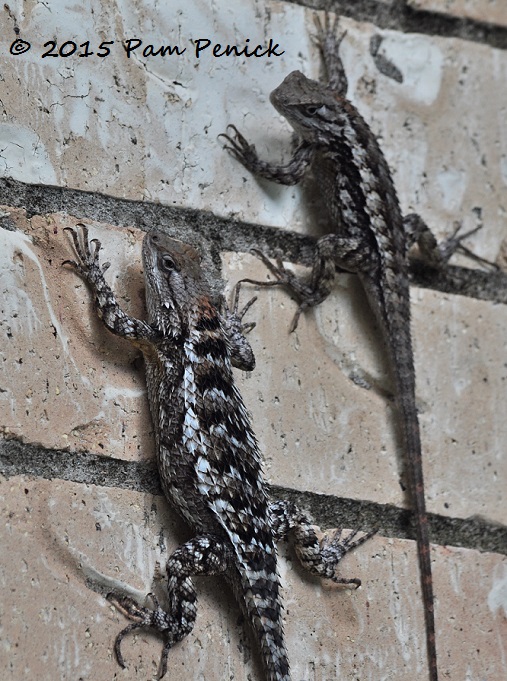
[142,231,209,335]
[270,70,347,145]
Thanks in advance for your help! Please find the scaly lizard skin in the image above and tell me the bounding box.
[220,15,476,681]
[64,224,375,680]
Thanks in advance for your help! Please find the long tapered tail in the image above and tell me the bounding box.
[394,354,438,681]
[366,268,439,681]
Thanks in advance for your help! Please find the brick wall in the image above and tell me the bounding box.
[1,2,506,680]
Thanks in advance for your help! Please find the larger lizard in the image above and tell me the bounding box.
[64,224,374,680]
[219,16,474,681]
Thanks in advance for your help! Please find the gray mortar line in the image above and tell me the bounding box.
[289,0,507,50]
[1,178,507,304]
[1,438,505,555]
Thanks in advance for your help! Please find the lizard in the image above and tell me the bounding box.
[63,223,376,681]
[220,14,478,681]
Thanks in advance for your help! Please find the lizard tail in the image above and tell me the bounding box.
[233,563,291,681]
[394,352,439,681]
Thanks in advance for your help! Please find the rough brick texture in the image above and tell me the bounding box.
[1,2,506,680]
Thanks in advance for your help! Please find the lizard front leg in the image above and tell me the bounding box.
[222,281,257,371]
[314,13,349,93]
[64,224,157,343]
[220,124,314,185]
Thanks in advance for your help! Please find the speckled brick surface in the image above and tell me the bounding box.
[2,476,506,680]
[1,2,506,680]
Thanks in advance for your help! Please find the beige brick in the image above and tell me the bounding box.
[2,476,505,680]
[0,1,308,213]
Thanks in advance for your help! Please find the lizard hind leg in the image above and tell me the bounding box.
[269,500,377,587]
[244,233,375,332]
[108,535,229,678]
[404,213,497,269]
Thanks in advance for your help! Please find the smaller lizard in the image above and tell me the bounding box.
[64,224,375,681]
[220,14,480,681]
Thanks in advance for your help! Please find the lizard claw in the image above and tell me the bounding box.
[107,592,173,678]
[324,526,379,588]
[219,125,259,167]
[313,12,346,54]
[223,283,257,370]
[418,220,498,270]
[229,281,257,334]
[63,224,108,286]
[230,250,319,333]
[442,223,498,270]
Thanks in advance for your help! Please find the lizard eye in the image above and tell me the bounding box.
[305,105,321,116]
[161,254,176,272]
